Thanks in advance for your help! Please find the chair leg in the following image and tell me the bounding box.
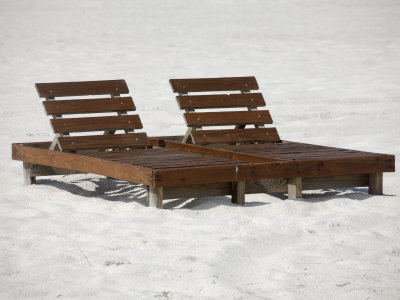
[232,181,245,205]
[149,186,163,209]
[288,177,302,199]
[369,173,383,195]
[23,162,36,186]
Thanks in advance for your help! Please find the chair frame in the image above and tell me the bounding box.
[169,76,395,199]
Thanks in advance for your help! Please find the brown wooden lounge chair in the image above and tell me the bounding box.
[168,76,395,199]
[12,79,308,208]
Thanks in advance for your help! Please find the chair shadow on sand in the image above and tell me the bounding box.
[37,175,393,209]
[38,175,269,210]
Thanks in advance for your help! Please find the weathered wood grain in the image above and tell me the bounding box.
[232,181,245,205]
[152,155,394,187]
[29,163,83,176]
[23,162,36,185]
[288,177,302,199]
[302,174,369,190]
[36,80,129,98]
[162,174,370,200]
[51,115,143,133]
[184,110,273,127]
[163,182,233,199]
[176,93,265,109]
[12,143,153,185]
[58,133,150,151]
[191,128,281,144]
[149,186,163,208]
[246,178,288,193]
[369,172,383,195]
[170,77,259,93]
[149,138,281,163]
[43,97,135,115]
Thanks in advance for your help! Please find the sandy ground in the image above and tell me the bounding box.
[1,0,400,299]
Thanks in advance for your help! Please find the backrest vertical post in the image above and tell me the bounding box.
[180,91,196,144]
[46,96,67,151]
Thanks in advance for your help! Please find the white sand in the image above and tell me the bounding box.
[1,0,400,298]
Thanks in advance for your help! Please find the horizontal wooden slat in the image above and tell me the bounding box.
[43,97,135,115]
[170,77,259,93]
[36,80,129,98]
[58,133,150,151]
[191,128,281,144]
[176,93,265,109]
[215,141,391,161]
[162,174,370,199]
[184,110,273,127]
[29,164,84,176]
[51,115,142,133]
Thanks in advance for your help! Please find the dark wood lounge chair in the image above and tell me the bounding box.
[169,76,395,199]
[12,79,307,208]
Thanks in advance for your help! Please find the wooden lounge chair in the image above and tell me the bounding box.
[12,79,307,208]
[169,76,395,199]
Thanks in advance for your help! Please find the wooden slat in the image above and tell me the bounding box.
[302,174,369,190]
[214,141,389,160]
[35,80,129,98]
[149,138,281,163]
[28,164,83,176]
[176,93,265,109]
[163,182,233,199]
[51,115,142,133]
[184,110,273,127]
[58,133,150,151]
[162,174,370,200]
[43,97,135,115]
[170,77,259,93]
[12,143,153,185]
[191,128,281,144]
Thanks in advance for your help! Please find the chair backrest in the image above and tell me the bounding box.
[169,76,281,144]
[36,79,150,151]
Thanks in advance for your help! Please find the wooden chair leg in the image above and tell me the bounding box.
[369,173,383,195]
[23,162,36,185]
[149,186,163,209]
[288,177,302,199]
[232,181,245,205]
